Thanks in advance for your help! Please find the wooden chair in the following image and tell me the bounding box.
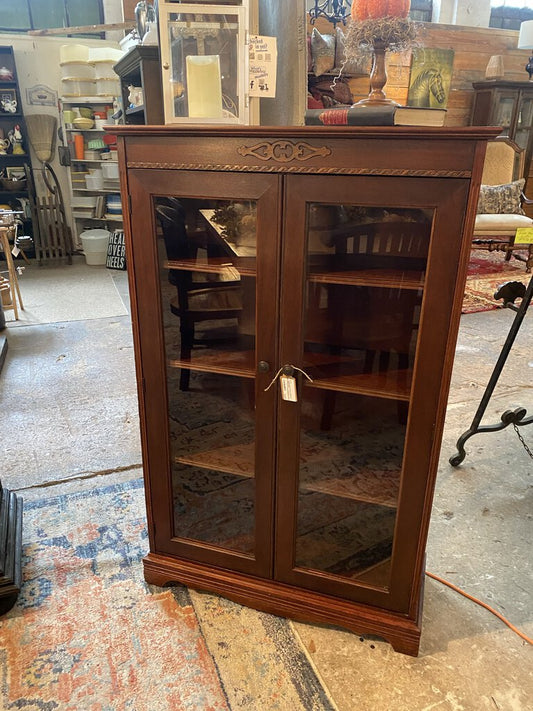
[156,202,243,391]
[473,138,533,271]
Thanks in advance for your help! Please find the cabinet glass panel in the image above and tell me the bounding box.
[295,205,432,589]
[154,196,257,553]
[160,3,247,124]
[494,97,514,134]
[515,97,533,151]
[517,97,533,130]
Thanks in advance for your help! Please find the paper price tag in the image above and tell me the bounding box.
[280,374,297,402]
[515,227,533,244]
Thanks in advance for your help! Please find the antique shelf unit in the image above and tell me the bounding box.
[113,124,497,655]
[471,79,533,214]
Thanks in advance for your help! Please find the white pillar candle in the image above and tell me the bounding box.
[186,55,223,118]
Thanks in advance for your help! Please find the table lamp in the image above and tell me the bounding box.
[518,20,533,80]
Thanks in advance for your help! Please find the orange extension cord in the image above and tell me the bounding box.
[426,571,533,645]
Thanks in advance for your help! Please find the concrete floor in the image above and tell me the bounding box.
[1,258,531,710]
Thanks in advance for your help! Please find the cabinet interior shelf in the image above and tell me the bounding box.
[165,258,423,290]
[126,105,145,116]
[169,351,412,400]
[176,442,400,508]
[165,257,256,277]
[169,350,256,378]
[309,268,424,290]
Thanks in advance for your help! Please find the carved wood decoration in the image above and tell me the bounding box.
[237,140,332,162]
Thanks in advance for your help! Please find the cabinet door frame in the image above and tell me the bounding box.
[127,168,281,578]
[274,173,471,614]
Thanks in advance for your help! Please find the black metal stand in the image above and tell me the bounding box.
[450,277,533,466]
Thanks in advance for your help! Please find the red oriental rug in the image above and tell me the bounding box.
[462,251,531,314]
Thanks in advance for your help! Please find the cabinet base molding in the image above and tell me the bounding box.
[143,553,422,656]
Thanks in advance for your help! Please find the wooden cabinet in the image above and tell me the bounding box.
[471,80,533,209]
[114,124,497,655]
[113,45,164,126]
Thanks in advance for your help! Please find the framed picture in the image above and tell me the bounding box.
[6,166,25,180]
[407,48,454,109]
[0,88,17,113]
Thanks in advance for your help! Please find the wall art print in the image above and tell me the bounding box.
[407,48,454,109]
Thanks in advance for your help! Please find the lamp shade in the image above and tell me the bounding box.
[518,20,533,49]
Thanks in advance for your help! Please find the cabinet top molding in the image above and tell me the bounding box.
[109,125,502,141]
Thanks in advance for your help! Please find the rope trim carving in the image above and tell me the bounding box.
[127,161,470,178]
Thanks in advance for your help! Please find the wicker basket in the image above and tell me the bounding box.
[0,178,27,191]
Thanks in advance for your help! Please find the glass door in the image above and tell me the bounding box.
[515,92,533,164]
[492,91,517,137]
[275,173,471,612]
[128,169,280,577]
[159,2,249,124]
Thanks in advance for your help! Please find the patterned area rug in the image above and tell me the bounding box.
[0,479,337,711]
[463,251,531,314]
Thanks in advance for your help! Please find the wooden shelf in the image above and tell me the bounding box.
[175,441,400,508]
[168,349,256,378]
[305,363,412,401]
[309,268,425,290]
[169,347,411,400]
[299,352,412,400]
[165,257,256,277]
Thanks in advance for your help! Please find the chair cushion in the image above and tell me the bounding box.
[477,179,526,215]
[474,212,533,235]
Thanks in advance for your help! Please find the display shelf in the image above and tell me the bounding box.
[117,123,498,656]
[126,105,145,116]
[0,46,33,254]
[72,188,117,194]
[0,154,29,163]
[168,349,256,378]
[165,257,256,277]
[176,441,400,508]
[71,158,109,164]
[59,95,121,246]
[72,213,123,222]
[308,268,425,290]
[113,44,163,125]
[61,96,114,103]
[305,364,412,401]
[0,190,28,199]
[65,128,110,133]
